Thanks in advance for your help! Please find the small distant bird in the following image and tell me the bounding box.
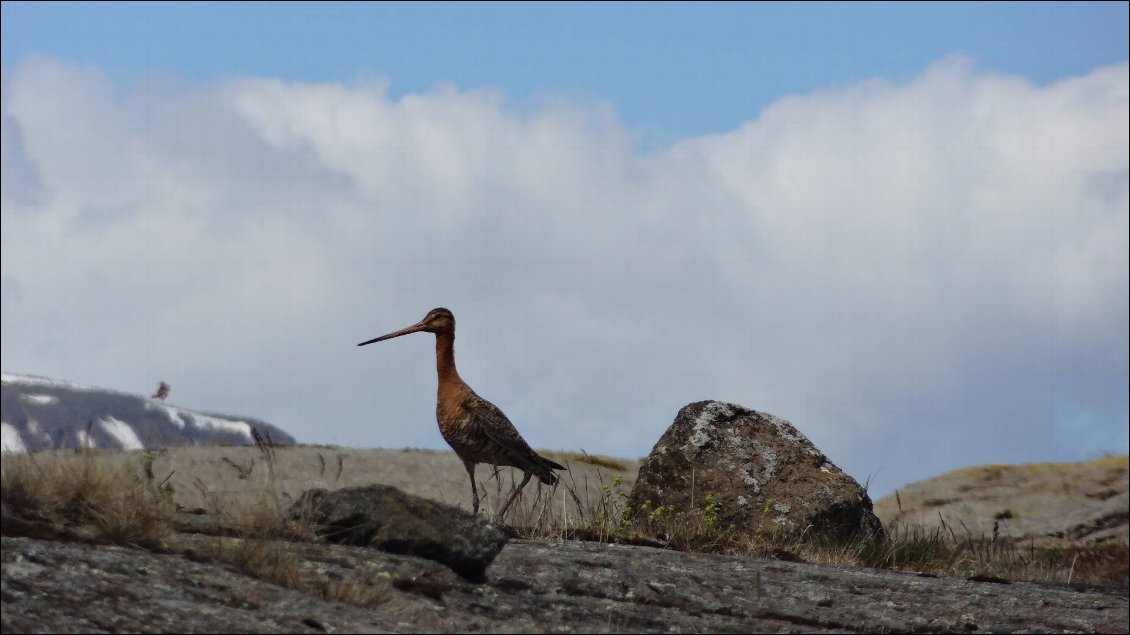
[152,381,170,401]
[359,308,564,519]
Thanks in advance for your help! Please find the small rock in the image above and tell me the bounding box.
[291,485,507,581]
[301,617,328,632]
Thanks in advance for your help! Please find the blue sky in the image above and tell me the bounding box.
[1,2,1127,497]
[3,2,1127,144]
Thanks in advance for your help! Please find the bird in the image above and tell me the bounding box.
[358,307,565,520]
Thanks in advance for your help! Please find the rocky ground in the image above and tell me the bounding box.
[4,529,1127,634]
[3,446,1128,633]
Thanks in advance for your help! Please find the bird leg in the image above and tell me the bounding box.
[495,471,533,522]
[463,459,479,515]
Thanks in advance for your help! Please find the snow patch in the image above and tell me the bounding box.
[21,393,60,405]
[2,422,27,453]
[26,419,50,444]
[99,417,145,451]
[145,401,187,429]
[75,429,96,449]
[2,372,93,390]
[185,412,254,440]
[143,402,253,439]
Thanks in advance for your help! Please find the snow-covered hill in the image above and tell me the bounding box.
[1,373,296,452]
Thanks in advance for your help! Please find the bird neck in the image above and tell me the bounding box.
[434,330,463,387]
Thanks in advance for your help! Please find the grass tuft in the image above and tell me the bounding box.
[1,449,175,548]
[498,461,1127,588]
[542,450,634,472]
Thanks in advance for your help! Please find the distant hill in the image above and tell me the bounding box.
[874,456,1128,547]
[1,373,296,452]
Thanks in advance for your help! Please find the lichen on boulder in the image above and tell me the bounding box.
[628,401,884,542]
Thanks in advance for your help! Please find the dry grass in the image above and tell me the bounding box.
[0,440,392,608]
[950,455,1129,480]
[4,445,1124,592]
[502,466,1129,588]
[872,453,1128,587]
[542,450,635,472]
[848,525,1129,587]
[145,444,637,522]
[195,525,393,608]
[0,448,175,548]
[197,516,393,607]
[194,433,395,608]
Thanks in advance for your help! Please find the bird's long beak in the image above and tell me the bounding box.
[358,320,428,346]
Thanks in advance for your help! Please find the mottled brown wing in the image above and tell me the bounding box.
[467,392,565,484]
[466,392,537,460]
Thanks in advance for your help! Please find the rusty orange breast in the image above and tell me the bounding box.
[436,379,472,425]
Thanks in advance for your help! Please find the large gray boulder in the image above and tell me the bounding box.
[291,484,507,581]
[629,401,884,542]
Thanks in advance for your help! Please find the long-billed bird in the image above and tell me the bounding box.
[358,307,565,519]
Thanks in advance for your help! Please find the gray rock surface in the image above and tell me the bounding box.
[1,536,419,634]
[3,533,1126,634]
[629,401,884,541]
[292,485,508,581]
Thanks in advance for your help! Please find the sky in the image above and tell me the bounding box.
[1,2,1127,497]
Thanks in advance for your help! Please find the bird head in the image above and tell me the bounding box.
[358,307,455,346]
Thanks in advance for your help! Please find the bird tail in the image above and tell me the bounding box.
[532,454,566,485]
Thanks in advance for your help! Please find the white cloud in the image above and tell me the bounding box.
[2,55,1126,495]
